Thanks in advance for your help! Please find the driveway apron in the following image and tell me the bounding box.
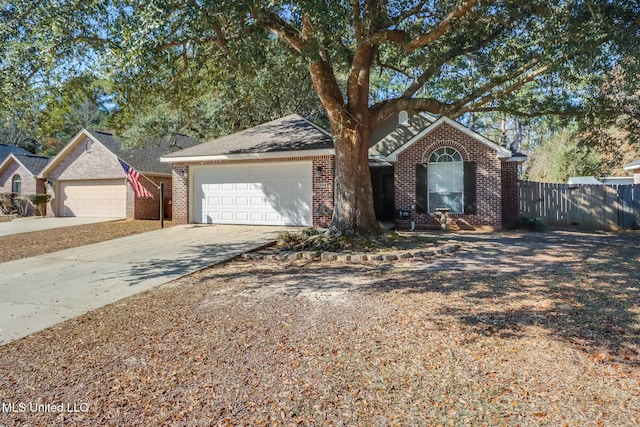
[0,224,281,345]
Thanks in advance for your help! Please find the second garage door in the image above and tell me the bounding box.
[193,162,312,226]
[59,179,126,218]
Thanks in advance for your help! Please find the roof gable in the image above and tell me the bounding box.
[39,129,202,177]
[0,153,50,176]
[162,114,333,161]
[369,113,436,158]
[383,116,513,162]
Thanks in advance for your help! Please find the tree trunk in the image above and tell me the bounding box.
[330,121,380,235]
[308,56,380,236]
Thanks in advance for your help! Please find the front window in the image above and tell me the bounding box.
[428,147,463,213]
[12,175,22,196]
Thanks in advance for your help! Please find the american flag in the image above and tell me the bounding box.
[119,159,154,199]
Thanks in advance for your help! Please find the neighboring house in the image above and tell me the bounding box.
[38,129,201,219]
[163,113,526,230]
[624,159,640,184]
[0,153,51,215]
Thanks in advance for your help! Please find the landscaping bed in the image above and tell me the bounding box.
[0,231,638,425]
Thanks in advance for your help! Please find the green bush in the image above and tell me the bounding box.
[516,216,546,232]
[28,194,51,216]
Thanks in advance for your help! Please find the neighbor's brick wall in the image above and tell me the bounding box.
[171,156,335,227]
[0,162,38,195]
[172,164,189,224]
[47,137,125,182]
[395,122,503,229]
[501,161,520,226]
[133,174,172,220]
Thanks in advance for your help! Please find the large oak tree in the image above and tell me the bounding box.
[1,0,638,234]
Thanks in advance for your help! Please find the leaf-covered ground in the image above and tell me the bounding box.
[0,231,638,426]
[0,220,172,263]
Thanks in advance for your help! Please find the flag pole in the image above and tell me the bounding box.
[120,159,166,228]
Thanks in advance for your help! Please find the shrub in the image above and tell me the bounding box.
[28,194,51,216]
[0,193,16,215]
[516,216,546,232]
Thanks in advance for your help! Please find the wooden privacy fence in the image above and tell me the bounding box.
[518,180,640,231]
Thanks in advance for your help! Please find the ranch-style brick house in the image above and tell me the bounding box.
[162,113,526,230]
[39,129,201,219]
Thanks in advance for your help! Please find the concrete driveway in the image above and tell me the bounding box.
[0,217,117,237]
[0,224,281,345]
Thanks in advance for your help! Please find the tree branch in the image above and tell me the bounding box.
[257,10,305,52]
[369,97,447,126]
[405,0,479,52]
[402,25,505,98]
[446,61,555,117]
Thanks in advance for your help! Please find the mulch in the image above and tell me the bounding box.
[0,230,638,425]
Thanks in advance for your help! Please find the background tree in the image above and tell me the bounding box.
[525,129,602,183]
[1,1,638,234]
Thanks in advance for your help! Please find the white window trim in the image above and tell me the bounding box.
[427,147,464,214]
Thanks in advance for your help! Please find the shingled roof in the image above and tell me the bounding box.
[163,114,333,160]
[88,131,202,174]
[0,143,31,162]
[12,154,50,175]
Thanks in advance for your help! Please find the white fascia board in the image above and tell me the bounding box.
[623,163,640,171]
[385,116,512,162]
[161,148,335,163]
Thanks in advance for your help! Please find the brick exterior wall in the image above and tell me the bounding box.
[47,137,126,182]
[171,164,190,224]
[394,122,503,229]
[312,156,334,228]
[171,155,335,227]
[0,161,48,216]
[501,161,520,227]
[43,136,173,219]
[45,136,128,217]
[635,172,640,185]
[132,174,172,220]
[0,161,38,195]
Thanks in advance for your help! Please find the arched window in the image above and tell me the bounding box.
[12,175,22,196]
[427,147,463,213]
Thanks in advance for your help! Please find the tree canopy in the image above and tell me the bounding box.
[1,1,638,232]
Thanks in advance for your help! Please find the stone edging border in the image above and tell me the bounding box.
[241,243,461,264]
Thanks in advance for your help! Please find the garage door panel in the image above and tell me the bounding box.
[193,162,312,226]
[60,180,126,218]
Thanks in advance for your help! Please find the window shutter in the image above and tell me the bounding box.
[416,163,428,213]
[464,162,477,215]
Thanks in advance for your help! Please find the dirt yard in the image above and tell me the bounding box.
[0,220,172,263]
[0,230,638,426]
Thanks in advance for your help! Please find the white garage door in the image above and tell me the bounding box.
[59,179,126,218]
[193,162,312,226]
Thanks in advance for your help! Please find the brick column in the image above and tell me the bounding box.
[634,172,640,185]
[501,161,519,227]
[172,164,189,224]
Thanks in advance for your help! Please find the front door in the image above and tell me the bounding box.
[371,166,395,221]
